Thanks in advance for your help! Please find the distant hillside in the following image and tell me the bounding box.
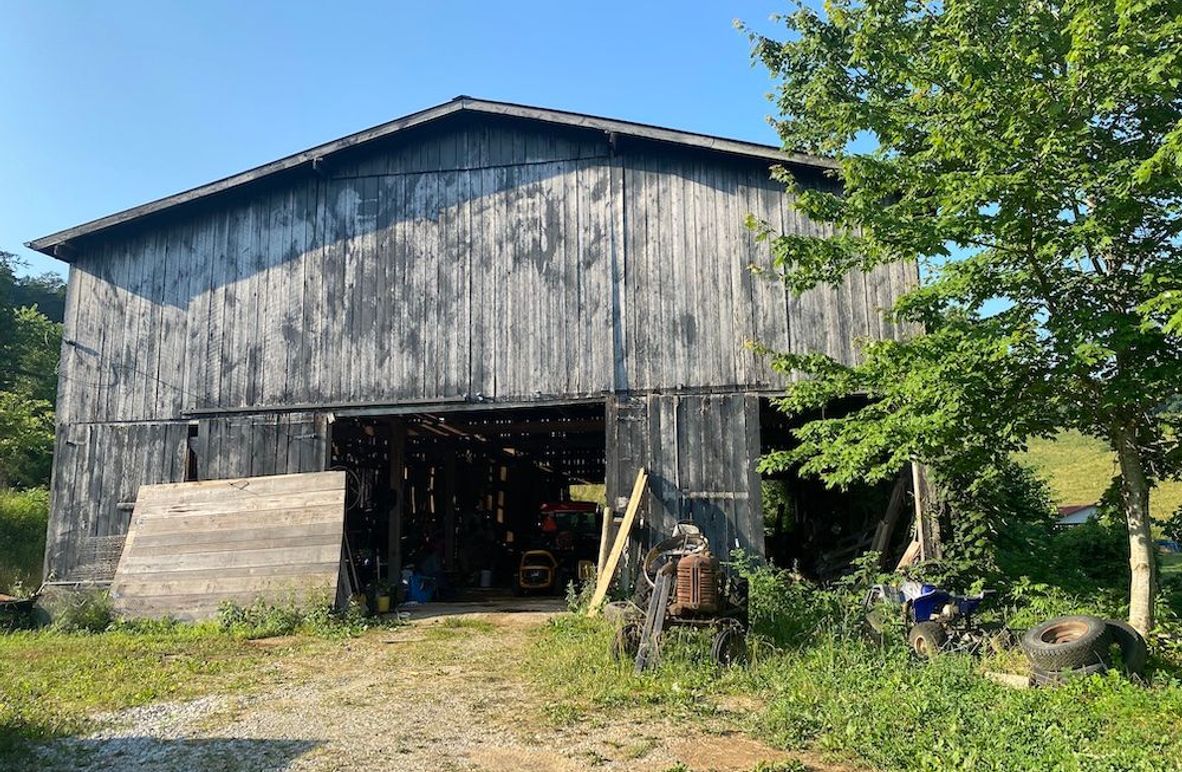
[1017,430,1182,521]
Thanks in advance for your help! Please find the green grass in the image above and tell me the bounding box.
[528,615,1182,772]
[1017,430,1182,521]
[0,624,320,763]
[0,487,48,594]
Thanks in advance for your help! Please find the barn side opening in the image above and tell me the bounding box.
[329,403,606,605]
[759,397,913,580]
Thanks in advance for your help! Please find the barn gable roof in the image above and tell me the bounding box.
[27,96,835,260]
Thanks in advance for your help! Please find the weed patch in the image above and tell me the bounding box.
[529,554,1182,772]
[0,625,308,764]
[216,596,397,640]
[0,487,47,593]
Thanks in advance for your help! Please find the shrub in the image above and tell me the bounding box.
[216,596,389,640]
[0,487,48,593]
[932,460,1058,594]
[733,550,888,648]
[49,590,113,633]
[565,576,596,613]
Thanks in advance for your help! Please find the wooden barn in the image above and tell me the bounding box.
[28,97,917,614]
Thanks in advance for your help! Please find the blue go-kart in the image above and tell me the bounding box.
[864,581,1005,657]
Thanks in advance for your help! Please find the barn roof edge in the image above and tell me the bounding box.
[27,96,837,259]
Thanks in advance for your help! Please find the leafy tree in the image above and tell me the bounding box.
[0,251,66,324]
[0,392,53,489]
[2,306,62,404]
[745,0,1182,633]
[0,251,62,488]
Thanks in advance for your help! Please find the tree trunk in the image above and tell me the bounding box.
[1113,425,1156,636]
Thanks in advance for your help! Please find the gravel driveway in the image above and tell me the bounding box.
[31,604,852,771]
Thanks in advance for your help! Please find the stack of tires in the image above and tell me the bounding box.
[1021,615,1147,685]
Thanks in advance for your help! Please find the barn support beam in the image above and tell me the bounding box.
[386,419,406,582]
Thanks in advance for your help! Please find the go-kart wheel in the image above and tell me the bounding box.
[908,621,948,658]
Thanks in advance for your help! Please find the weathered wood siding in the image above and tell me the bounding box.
[193,413,328,481]
[46,413,328,582]
[45,421,189,582]
[55,116,914,425]
[604,392,763,585]
[46,114,915,583]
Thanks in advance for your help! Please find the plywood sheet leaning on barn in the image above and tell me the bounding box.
[109,471,347,621]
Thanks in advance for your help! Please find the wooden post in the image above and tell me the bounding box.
[871,466,910,568]
[597,500,619,578]
[386,420,405,582]
[442,454,457,571]
[587,468,648,616]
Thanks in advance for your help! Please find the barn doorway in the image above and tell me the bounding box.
[759,397,910,580]
[329,403,606,607]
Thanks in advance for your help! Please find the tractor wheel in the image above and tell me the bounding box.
[908,621,948,658]
[1021,615,1110,672]
[711,620,749,667]
[611,623,642,664]
[1105,619,1148,677]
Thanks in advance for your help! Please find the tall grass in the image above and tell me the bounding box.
[527,554,1182,771]
[0,487,47,594]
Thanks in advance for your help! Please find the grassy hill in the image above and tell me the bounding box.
[1017,430,1182,521]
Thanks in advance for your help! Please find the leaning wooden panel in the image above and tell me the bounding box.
[110,471,346,621]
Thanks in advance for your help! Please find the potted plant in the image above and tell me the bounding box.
[371,579,393,614]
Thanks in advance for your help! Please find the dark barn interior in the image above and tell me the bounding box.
[759,397,911,580]
[330,403,606,599]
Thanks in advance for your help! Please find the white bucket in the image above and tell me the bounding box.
[479,569,493,588]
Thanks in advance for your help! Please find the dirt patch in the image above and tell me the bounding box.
[670,732,865,772]
[34,608,865,771]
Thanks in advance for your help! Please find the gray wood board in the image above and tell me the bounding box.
[109,471,346,621]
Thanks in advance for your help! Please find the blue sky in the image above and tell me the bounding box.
[1,1,795,278]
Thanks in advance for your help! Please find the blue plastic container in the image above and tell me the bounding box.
[408,574,436,603]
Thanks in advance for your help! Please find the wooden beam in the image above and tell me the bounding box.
[438,418,605,435]
[386,420,405,582]
[871,465,910,568]
[895,538,922,570]
[587,467,648,616]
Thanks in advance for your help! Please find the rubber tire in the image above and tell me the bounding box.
[1105,619,1148,676]
[711,622,748,667]
[1021,615,1111,671]
[1031,661,1107,687]
[908,621,948,658]
[611,623,642,663]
